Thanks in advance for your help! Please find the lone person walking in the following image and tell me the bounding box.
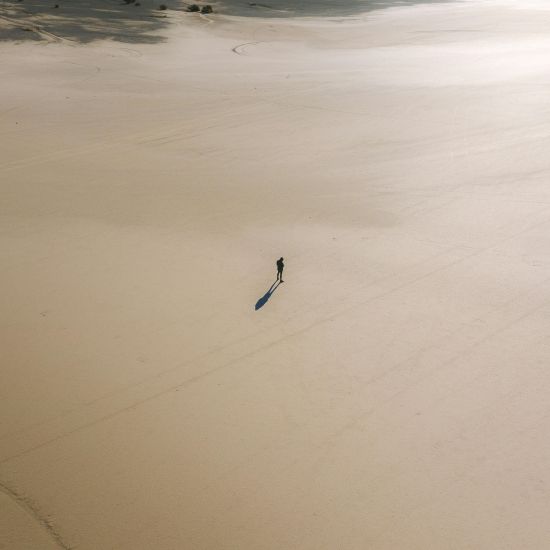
[276,257,284,282]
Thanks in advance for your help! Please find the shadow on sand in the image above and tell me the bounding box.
[255,280,282,310]
[0,0,184,44]
[0,0,462,43]
[219,0,460,18]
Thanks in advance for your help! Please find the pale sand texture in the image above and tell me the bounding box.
[2,0,550,548]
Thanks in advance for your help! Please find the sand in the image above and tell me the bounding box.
[2,0,550,548]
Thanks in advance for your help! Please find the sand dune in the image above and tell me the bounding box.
[2,0,550,548]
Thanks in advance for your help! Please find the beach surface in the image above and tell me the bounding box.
[2,0,550,548]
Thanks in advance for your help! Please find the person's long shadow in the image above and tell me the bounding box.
[255,280,282,310]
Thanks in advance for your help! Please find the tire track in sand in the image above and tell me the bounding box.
[232,41,263,56]
[0,480,72,549]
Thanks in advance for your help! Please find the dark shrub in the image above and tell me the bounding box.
[201,4,213,13]
[187,4,200,11]
[159,3,167,9]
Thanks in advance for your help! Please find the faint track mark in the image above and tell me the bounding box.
[232,41,262,56]
[0,13,74,44]
[0,480,72,549]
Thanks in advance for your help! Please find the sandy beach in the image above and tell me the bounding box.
[2,0,550,548]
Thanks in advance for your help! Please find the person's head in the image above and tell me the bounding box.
[280,257,284,261]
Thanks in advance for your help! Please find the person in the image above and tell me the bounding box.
[276,257,284,282]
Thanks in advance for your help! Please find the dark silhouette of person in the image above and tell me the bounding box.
[276,257,284,282]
